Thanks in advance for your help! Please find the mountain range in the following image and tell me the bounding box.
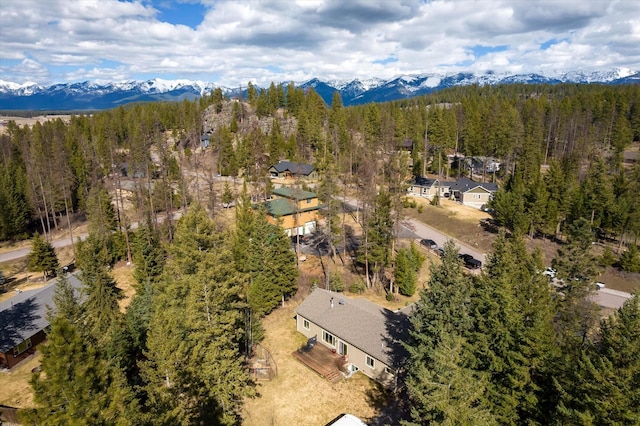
[1,69,639,111]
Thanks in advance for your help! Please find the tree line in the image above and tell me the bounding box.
[21,183,297,424]
[403,232,640,425]
[4,80,638,423]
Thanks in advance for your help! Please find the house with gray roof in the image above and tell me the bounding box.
[408,176,439,198]
[295,288,410,386]
[449,177,498,209]
[269,161,318,180]
[0,274,83,369]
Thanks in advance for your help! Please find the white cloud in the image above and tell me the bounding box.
[0,0,638,86]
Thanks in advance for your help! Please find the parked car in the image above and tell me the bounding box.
[290,235,307,245]
[594,282,605,290]
[420,239,438,249]
[459,253,482,269]
[543,267,557,279]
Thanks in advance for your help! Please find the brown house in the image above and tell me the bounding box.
[0,274,82,369]
[263,187,320,236]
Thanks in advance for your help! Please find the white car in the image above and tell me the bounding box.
[543,267,556,278]
[595,282,605,290]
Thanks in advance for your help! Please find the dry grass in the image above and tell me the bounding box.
[404,197,495,253]
[596,268,640,294]
[111,263,137,311]
[242,253,427,425]
[242,303,384,425]
[0,353,40,408]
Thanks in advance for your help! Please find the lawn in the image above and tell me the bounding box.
[404,197,495,254]
[0,353,40,409]
[241,302,385,425]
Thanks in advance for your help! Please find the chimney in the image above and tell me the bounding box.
[330,297,334,309]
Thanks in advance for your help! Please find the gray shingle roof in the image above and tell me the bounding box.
[0,274,83,353]
[270,161,315,176]
[295,288,409,367]
[449,177,498,193]
[412,177,439,188]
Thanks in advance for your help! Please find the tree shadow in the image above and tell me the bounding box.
[479,218,500,234]
[0,297,41,355]
[363,306,413,425]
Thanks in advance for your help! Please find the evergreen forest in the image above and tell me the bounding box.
[1,81,639,424]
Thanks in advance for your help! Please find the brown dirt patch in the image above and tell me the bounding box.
[0,353,41,408]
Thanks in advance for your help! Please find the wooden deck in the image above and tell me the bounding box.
[292,343,346,383]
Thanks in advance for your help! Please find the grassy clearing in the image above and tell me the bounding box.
[597,268,640,294]
[0,353,40,408]
[404,197,495,254]
[111,263,137,311]
[242,302,384,425]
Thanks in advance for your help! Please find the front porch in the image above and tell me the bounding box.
[292,342,346,383]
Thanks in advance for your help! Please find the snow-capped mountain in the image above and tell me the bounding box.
[1,69,638,111]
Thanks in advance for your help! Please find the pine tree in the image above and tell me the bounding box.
[394,243,424,297]
[132,223,166,287]
[619,244,640,273]
[142,206,254,425]
[27,233,58,280]
[402,333,497,426]
[404,240,490,424]
[77,233,123,342]
[556,295,640,424]
[245,209,298,316]
[358,190,393,287]
[21,316,137,424]
[469,232,558,423]
[46,273,82,323]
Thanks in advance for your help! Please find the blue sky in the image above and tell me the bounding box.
[1,0,639,87]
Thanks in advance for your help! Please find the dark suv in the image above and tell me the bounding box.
[459,253,482,269]
[420,239,438,249]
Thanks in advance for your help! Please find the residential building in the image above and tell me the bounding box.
[449,177,498,209]
[268,161,318,180]
[264,187,320,236]
[0,274,82,369]
[295,288,410,386]
[407,176,440,198]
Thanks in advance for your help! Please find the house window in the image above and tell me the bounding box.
[473,194,481,199]
[13,338,32,357]
[366,355,375,368]
[306,199,311,204]
[322,331,336,347]
[385,366,394,375]
[303,319,310,330]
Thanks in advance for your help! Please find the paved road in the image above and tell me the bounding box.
[341,197,486,263]
[594,288,634,310]
[340,197,635,309]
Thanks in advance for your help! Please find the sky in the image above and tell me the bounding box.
[1,0,639,87]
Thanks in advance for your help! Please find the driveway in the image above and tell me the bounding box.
[340,197,486,263]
